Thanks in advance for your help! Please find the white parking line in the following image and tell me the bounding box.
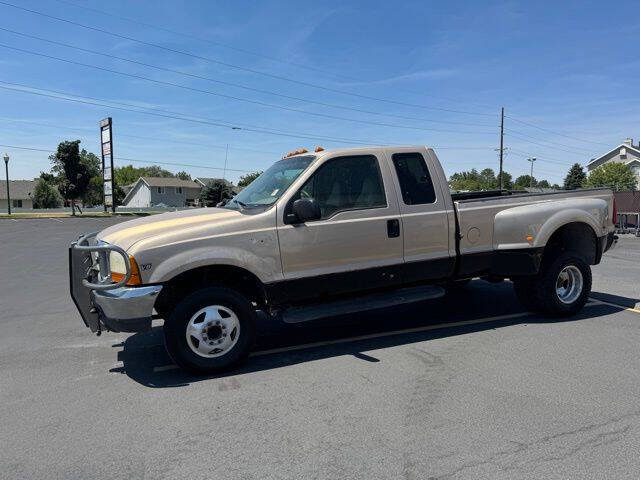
[588,297,640,314]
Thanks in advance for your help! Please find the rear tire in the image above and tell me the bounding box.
[514,252,591,316]
[164,287,256,374]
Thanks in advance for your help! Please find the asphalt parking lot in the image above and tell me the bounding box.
[1,217,640,479]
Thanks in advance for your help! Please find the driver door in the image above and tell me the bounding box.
[275,153,403,302]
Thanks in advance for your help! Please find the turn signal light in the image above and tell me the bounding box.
[111,256,142,286]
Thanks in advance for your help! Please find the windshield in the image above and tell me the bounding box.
[226,155,315,210]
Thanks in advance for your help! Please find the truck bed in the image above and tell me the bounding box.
[453,187,614,259]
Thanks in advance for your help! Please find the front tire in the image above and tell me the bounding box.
[164,287,256,374]
[514,252,591,316]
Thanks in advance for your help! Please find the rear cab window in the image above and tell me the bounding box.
[391,152,436,205]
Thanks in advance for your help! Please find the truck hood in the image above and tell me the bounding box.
[97,208,244,251]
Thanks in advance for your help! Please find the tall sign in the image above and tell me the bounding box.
[99,117,115,213]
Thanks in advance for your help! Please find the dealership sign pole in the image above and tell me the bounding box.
[100,117,115,213]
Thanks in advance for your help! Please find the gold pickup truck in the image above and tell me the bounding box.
[70,146,617,373]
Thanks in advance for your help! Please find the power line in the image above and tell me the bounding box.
[0,81,394,145]
[0,117,281,154]
[506,130,588,157]
[0,42,496,136]
[0,0,495,117]
[508,148,576,166]
[506,128,593,153]
[0,143,255,173]
[506,114,610,147]
[0,81,499,149]
[0,26,496,129]
[49,0,497,111]
[0,117,494,154]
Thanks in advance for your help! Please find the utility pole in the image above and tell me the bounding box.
[3,153,10,215]
[499,107,504,190]
[219,143,229,205]
[528,157,537,188]
[223,143,228,184]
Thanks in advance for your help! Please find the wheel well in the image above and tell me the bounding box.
[154,265,267,316]
[543,222,597,265]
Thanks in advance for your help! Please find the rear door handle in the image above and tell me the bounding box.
[387,219,400,238]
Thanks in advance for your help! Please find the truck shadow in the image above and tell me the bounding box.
[591,291,640,310]
[109,281,623,388]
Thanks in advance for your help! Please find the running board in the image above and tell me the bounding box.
[281,285,445,324]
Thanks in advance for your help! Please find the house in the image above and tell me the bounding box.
[121,177,202,207]
[195,177,243,195]
[587,138,640,185]
[0,179,36,210]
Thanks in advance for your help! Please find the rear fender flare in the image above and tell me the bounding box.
[493,198,607,250]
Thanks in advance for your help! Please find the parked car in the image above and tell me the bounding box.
[70,146,617,373]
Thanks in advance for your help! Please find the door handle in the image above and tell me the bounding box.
[387,219,400,238]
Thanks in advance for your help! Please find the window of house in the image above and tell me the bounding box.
[12,199,22,208]
[392,152,436,205]
[157,187,165,194]
[176,187,183,194]
[295,155,386,219]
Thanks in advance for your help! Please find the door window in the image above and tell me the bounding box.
[296,155,386,219]
[392,152,436,205]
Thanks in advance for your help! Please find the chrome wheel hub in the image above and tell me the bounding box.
[185,305,240,358]
[556,265,583,304]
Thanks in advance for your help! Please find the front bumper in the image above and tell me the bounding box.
[92,285,162,332]
[69,232,161,334]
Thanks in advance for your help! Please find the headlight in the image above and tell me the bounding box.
[108,251,141,286]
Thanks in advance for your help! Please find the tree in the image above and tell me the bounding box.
[237,171,263,188]
[537,180,551,189]
[514,175,537,190]
[176,171,192,181]
[450,168,497,191]
[586,162,638,191]
[79,149,103,207]
[563,163,586,190]
[32,178,62,208]
[497,171,513,190]
[200,179,233,206]
[552,183,561,190]
[50,140,91,215]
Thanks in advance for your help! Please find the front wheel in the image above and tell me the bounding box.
[164,287,256,374]
[514,252,591,316]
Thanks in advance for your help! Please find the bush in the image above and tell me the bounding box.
[33,179,62,209]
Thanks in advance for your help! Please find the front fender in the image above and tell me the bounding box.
[494,198,607,250]
[146,244,282,284]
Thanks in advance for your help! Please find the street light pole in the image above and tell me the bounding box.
[528,157,537,188]
[3,153,10,215]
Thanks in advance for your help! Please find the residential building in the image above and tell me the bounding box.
[0,179,36,210]
[587,138,640,185]
[121,177,202,207]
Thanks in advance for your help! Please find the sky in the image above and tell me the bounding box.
[1,0,639,185]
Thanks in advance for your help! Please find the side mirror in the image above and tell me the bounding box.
[287,198,321,224]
